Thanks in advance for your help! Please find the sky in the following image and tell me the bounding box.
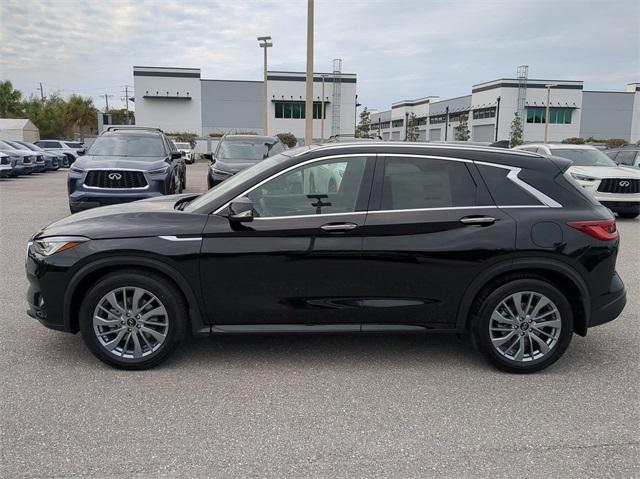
[0,0,638,112]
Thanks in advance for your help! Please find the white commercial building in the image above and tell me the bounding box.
[133,66,357,142]
[370,78,640,144]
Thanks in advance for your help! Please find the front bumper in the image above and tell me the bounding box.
[69,190,164,211]
[589,272,627,329]
[207,170,233,189]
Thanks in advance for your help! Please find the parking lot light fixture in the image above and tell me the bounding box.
[258,36,273,136]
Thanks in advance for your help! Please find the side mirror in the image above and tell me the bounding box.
[77,149,86,156]
[203,152,213,161]
[228,197,254,222]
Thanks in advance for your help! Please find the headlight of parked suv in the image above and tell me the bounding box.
[147,166,169,175]
[571,173,597,182]
[70,165,85,173]
[211,167,232,175]
[32,236,88,256]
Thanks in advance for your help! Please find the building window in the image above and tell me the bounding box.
[472,107,496,120]
[449,111,469,123]
[274,101,326,119]
[417,117,427,126]
[526,107,572,124]
[392,119,404,128]
[429,114,446,124]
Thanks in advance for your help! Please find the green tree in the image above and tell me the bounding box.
[65,95,98,139]
[355,106,371,138]
[276,132,297,147]
[510,113,523,147]
[22,95,67,138]
[454,113,470,141]
[405,113,419,142]
[0,80,23,117]
[106,108,134,126]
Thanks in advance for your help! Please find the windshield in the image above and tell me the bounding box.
[4,140,24,149]
[185,154,286,212]
[17,142,40,151]
[87,135,166,158]
[174,142,191,149]
[218,139,279,161]
[549,148,617,167]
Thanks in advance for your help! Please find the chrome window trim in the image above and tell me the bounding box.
[254,211,367,221]
[212,153,372,215]
[474,160,562,208]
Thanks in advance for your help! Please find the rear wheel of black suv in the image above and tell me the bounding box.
[472,278,573,373]
[79,270,186,370]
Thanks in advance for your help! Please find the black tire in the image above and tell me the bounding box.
[618,212,639,219]
[79,270,187,370]
[471,278,573,373]
[182,170,187,190]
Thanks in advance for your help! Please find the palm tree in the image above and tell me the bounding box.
[0,81,23,117]
[65,95,97,139]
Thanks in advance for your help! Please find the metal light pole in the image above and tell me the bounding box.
[320,73,327,141]
[304,0,314,145]
[544,84,556,144]
[258,36,273,136]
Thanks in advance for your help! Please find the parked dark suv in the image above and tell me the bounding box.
[606,145,640,169]
[67,127,186,213]
[26,142,626,372]
[205,134,285,188]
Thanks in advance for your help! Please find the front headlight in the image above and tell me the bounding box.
[148,166,169,175]
[70,165,84,173]
[571,173,597,182]
[33,236,88,256]
[211,167,231,175]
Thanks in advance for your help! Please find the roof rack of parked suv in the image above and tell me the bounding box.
[105,126,164,133]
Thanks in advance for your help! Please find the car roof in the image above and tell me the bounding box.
[521,143,599,150]
[100,130,162,138]
[221,134,278,142]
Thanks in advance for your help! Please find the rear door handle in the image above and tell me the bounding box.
[321,222,358,232]
[460,216,496,225]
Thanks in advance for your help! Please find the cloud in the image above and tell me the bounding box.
[0,0,637,111]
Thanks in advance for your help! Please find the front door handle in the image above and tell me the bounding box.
[460,216,496,225]
[321,222,358,232]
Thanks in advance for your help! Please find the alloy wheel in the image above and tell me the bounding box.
[93,287,169,359]
[489,291,562,362]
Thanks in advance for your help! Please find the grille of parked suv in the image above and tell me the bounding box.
[0,156,9,165]
[35,155,44,163]
[597,178,640,194]
[84,170,148,189]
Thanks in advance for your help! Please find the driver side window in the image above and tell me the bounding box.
[247,157,367,218]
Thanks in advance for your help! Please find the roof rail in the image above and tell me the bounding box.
[105,126,164,133]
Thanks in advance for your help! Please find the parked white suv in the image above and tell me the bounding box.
[515,143,640,218]
[172,141,195,164]
[34,140,85,165]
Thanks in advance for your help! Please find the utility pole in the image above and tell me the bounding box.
[544,84,557,143]
[37,83,45,102]
[124,86,131,125]
[258,36,273,135]
[304,0,314,145]
[104,94,113,114]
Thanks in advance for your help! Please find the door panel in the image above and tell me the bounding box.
[360,155,516,328]
[199,155,375,325]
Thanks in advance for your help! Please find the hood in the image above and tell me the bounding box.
[35,193,205,240]
[74,155,168,171]
[214,157,262,173]
[569,165,640,179]
[0,148,35,157]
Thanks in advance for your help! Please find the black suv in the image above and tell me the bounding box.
[205,134,285,188]
[26,142,626,372]
[67,127,186,213]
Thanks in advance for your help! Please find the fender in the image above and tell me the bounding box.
[62,254,208,335]
[455,256,591,333]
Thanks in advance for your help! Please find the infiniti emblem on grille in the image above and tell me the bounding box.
[108,173,122,180]
[619,180,630,187]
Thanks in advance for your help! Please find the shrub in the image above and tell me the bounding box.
[561,137,585,144]
[276,132,297,148]
[166,132,197,147]
[208,132,224,137]
[604,138,627,149]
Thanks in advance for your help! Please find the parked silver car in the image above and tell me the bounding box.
[0,139,36,175]
[14,140,65,170]
[34,139,85,165]
[0,152,16,177]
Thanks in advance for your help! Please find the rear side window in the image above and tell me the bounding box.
[477,164,542,206]
[37,141,61,148]
[64,142,83,148]
[381,157,477,210]
[615,150,639,166]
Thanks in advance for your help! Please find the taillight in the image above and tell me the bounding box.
[567,219,618,241]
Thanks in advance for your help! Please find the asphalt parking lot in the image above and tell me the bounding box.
[1,163,638,478]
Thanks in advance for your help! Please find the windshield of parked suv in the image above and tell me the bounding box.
[549,148,617,167]
[174,142,191,149]
[218,139,280,160]
[16,142,40,151]
[0,140,19,150]
[185,153,287,212]
[87,135,166,158]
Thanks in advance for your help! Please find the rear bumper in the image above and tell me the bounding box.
[589,272,626,329]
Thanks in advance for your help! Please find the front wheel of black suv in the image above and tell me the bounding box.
[79,270,186,369]
[472,278,574,373]
[616,205,640,219]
